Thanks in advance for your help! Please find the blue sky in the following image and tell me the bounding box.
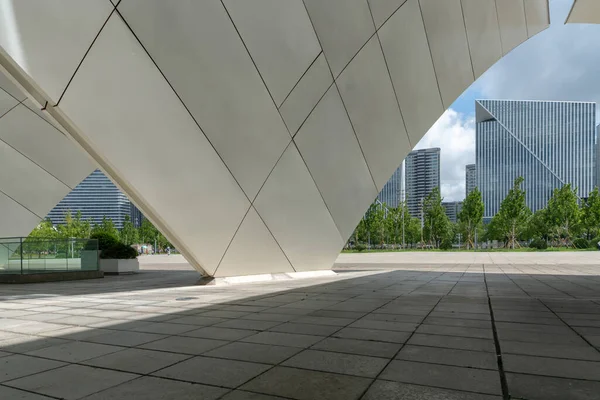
[417,0,600,201]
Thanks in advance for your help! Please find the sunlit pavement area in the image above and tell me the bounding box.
[1,254,600,399]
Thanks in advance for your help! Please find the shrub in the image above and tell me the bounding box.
[90,232,119,251]
[529,238,548,250]
[100,243,138,259]
[439,239,453,250]
[354,243,367,252]
[591,237,600,250]
[573,238,590,249]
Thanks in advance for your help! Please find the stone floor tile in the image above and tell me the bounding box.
[241,331,324,348]
[506,372,600,400]
[181,326,258,341]
[215,319,282,331]
[361,313,424,323]
[85,330,166,347]
[50,315,112,326]
[82,376,228,400]
[282,349,388,377]
[221,390,288,399]
[416,324,493,339]
[397,345,497,370]
[153,356,270,388]
[241,366,371,400]
[131,322,199,335]
[497,329,587,345]
[349,319,417,333]
[408,333,496,352]
[27,341,122,363]
[362,380,502,400]
[311,337,402,358]
[380,360,502,395]
[427,311,491,321]
[0,385,55,399]
[423,316,491,329]
[83,348,191,374]
[140,336,228,355]
[201,310,250,319]
[0,336,70,354]
[333,327,411,344]
[0,354,65,382]
[269,322,340,336]
[503,354,600,380]
[500,340,600,361]
[204,341,301,364]
[308,310,366,320]
[293,315,355,326]
[495,321,573,334]
[3,322,66,335]
[6,364,138,400]
[241,312,298,323]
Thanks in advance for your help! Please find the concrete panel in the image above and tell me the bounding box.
[0,191,40,237]
[524,0,550,37]
[215,207,294,277]
[0,141,70,217]
[0,87,18,118]
[337,36,410,191]
[0,105,94,188]
[304,0,375,77]
[0,72,26,101]
[253,145,343,272]
[57,13,250,275]
[461,0,503,79]
[295,86,377,240]
[223,0,321,107]
[119,0,291,200]
[0,0,113,102]
[378,0,444,144]
[567,0,600,24]
[420,0,474,108]
[279,53,332,136]
[368,0,408,28]
[496,0,528,54]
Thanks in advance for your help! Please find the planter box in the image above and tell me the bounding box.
[99,258,139,275]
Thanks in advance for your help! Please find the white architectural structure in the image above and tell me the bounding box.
[0,0,551,277]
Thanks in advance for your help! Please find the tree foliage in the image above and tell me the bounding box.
[581,187,600,240]
[458,188,484,249]
[545,184,580,246]
[488,177,531,249]
[422,188,451,247]
[120,215,139,246]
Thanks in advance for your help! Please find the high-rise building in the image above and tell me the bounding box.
[465,164,477,197]
[46,169,143,229]
[442,201,463,223]
[377,163,403,208]
[405,148,441,218]
[476,100,597,221]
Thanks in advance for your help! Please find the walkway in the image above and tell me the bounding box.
[1,253,600,399]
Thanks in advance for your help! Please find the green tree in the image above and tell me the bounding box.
[57,210,92,239]
[581,187,600,240]
[458,188,484,249]
[138,218,156,244]
[364,203,385,246]
[488,177,531,249]
[119,215,139,246]
[546,184,581,247]
[526,208,551,244]
[91,216,119,239]
[422,188,451,248]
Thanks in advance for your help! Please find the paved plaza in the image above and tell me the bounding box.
[1,253,600,399]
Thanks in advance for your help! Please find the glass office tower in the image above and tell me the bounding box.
[465,164,476,197]
[405,148,441,218]
[47,169,142,229]
[476,100,596,221]
[377,164,403,208]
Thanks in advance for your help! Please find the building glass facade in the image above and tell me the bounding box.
[405,148,440,218]
[465,164,476,197]
[377,164,403,208]
[442,201,463,223]
[46,169,143,229]
[476,100,597,220]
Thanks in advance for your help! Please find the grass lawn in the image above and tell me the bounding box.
[341,247,598,253]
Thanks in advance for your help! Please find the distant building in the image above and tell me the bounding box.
[405,148,440,218]
[465,164,476,197]
[377,163,403,208]
[476,100,597,221]
[442,201,463,223]
[46,169,143,229]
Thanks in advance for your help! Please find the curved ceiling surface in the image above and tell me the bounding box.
[0,0,553,276]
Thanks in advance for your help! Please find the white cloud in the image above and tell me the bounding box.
[415,110,475,202]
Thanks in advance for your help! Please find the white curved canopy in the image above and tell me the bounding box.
[0,0,551,276]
